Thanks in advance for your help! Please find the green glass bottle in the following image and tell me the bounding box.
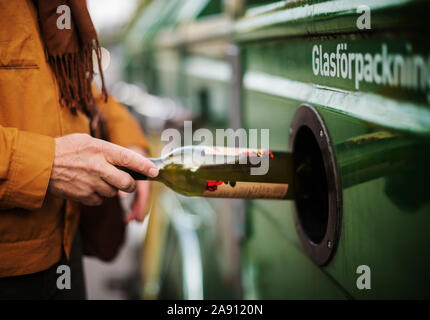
[117,146,310,200]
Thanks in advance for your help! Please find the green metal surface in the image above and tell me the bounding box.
[237,0,430,299]
[239,0,430,299]
[242,38,430,135]
[236,0,430,41]
[242,86,430,298]
[242,201,349,299]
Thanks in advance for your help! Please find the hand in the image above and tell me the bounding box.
[48,133,159,206]
[120,146,152,224]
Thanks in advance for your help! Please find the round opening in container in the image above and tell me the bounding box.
[293,126,329,244]
[290,105,342,266]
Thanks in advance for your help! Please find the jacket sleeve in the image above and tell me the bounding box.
[0,125,55,210]
[94,88,149,151]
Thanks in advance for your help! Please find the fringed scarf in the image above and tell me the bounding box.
[33,0,107,120]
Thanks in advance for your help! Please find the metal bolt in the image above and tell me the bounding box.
[319,130,324,138]
[327,240,333,248]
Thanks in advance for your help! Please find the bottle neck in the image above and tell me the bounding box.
[149,157,164,168]
[145,157,165,181]
[149,149,299,184]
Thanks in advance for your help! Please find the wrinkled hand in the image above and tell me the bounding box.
[48,133,158,206]
[120,146,152,224]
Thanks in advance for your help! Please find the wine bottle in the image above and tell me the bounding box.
[117,146,310,200]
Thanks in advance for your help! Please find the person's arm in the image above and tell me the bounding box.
[48,133,158,207]
[0,125,55,210]
[0,126,158,210]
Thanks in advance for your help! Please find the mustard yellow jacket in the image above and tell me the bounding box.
[0,0,148,277]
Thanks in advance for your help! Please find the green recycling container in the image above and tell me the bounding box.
[123,0,430,299]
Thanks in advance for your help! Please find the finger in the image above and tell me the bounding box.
[99,163,136,193]
[101,141,159,178]
[126,181,150,223]
[126,200,149,223]
[94,180,118,198]
[81,193,104,206]
[126,193,147,223]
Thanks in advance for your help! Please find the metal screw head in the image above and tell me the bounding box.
[327,240,333,248]
[319,130,324,138]
[289,128,293,135]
